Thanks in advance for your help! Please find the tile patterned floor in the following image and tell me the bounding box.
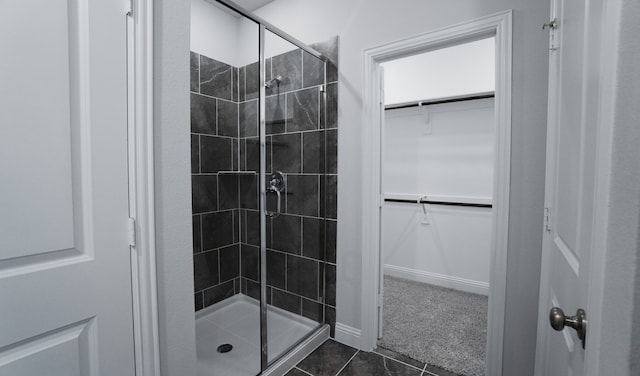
[287,340,461,376]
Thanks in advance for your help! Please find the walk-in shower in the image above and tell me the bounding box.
[190,0,338,374]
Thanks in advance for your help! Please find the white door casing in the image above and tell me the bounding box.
[534,0,610,374]
[0,0,136,374]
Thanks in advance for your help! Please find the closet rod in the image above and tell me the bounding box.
[385,92,495,111]
[384,198,492,208]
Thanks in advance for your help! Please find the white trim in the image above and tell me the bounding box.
[126,0,160,375]
[334,323,362,349]
[384,265,489,296]
[262,325,330,376]
[361,11,512,376]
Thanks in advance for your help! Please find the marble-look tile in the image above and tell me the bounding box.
[193,250,219,291]
[240,244,259,282]
[270,214,301,254]
[267,95,287,134]
[286,174,319,217]
[272,133,302,173]
[324,264,336,307]
[272,49,303,93]
[311,36,339,83]
[245,61,260,100]
[325,82,338,129]
[287,87,319,132]
[201,211,235,250]
[217,99,238,138]
[233,66,239,102]
[285,367,309,376]
[303,51,324,88]
[302,217,324,260]
[191,175,218,214]
[302,131,325,174]
[218,174,239,210]
[266,250,286,290]
[200,55,232,100]
[301,298,323,323]
[191,93,217,135]
[193,215,202,254]
[203,279,236,307]
[239,174,258,210]
[325,220,337,264]
[323,175,337,219]
[190,51,200,92]
[271,288,302,315]
[242,137,260,172]
[194,292,204,311]
[339,351,422,376]
[219,244,240,282]
[297,340,357,376]
[239,100,258,138]
[286,255,319,300]
[191,134,200,173]
[325,306,336,337]
[373,347,426,370]
[200,136,232,173]
[326,129,337,174]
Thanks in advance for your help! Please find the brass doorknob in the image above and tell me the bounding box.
[549,307,587,349]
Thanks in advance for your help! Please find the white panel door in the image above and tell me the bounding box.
[0,0,135,375]
[535,0,604,374]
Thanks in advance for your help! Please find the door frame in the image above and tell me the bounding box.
[126,1,161,375]
[361,11,512,375]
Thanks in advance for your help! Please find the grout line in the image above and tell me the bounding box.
[334,350,359,376]
[293,366,314,376]
[373,350,426,372]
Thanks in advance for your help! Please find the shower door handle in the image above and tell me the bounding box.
[266,172,285,218]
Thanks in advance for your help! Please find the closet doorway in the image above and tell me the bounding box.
[361,12,513,376]
[379,37,495,376]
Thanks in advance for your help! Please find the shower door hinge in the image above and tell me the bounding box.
[544,207,552,232]
[319,85,326,93]
[128,217,137,248]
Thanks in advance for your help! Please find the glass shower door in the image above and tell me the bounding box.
[260,29,328,366]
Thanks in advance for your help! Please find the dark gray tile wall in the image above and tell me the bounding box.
[191,52,242,308]
[191,36,338,338]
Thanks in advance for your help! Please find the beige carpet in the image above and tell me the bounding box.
[379,276,488,376]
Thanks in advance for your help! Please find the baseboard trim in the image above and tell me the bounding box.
[334,323,362,349]
[384,265,489,295]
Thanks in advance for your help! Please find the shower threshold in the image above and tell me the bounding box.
[195,294,328,376]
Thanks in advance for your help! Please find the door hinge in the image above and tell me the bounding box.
[379,194,385,208]
[544,207,552,232]
[542,18,559,51]
[377,293,383,308]
[125,0,134,16]
[128,217,137,247]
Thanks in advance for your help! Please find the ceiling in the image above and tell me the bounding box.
[234,0,274,11]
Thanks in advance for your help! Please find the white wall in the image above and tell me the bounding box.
[154,0,197,374]
[384,100,494,198]
[191,0,259,66]
[253,1,549,374]
[382,99,494,294]
[381,38,495,105]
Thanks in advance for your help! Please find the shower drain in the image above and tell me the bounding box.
[217,344,233,353]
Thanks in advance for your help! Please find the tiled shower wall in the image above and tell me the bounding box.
[190,37,338,335]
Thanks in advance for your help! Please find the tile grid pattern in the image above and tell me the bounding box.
[190,36,339,335]
[287,340,461,376]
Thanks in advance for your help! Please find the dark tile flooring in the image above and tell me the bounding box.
[287,340,461,376]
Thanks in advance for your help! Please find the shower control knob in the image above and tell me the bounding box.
[549,307,587,349]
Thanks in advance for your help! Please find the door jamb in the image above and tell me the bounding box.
[361,11,512,375]
[126,1,161,375]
